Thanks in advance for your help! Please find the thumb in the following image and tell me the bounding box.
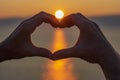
[52,48,75,60]
[36,48,52,58]
[26,47,52,59]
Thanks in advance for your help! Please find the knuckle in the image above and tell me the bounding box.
[71,14,76,17]
[19,20,31,32]
[38,11,46,17]
[21,20,29,26]
[21,20,31,27]
[92,21,98,26]
[40,11,45,14]
[76,13,82,15]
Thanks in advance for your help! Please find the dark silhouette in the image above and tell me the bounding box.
[0,12,59,62]
[53,13,120,80]
[0,12,120,80]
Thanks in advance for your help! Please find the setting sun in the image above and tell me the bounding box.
[55,10,64,19]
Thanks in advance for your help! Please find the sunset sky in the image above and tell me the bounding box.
[0,0,120,18]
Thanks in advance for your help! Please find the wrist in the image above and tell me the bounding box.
[0,43,7,62]
[0,43,13,62]
[98,50,120,80]
[98,50,119,67]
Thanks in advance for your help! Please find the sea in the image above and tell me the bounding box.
[0,15,120,80]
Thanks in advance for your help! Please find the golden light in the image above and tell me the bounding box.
[52,29,66,52]
[44,29,76,80]
[55,10,64,19]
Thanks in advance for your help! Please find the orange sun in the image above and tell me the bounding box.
[55,10,64,19]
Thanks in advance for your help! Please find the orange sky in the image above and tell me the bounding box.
[0,0,120,18]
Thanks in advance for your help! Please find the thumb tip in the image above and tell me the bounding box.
[52,50,69,60]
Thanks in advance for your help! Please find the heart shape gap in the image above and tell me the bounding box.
[31,23,79,52]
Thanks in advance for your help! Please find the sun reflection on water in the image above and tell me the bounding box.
[44,29,76,80]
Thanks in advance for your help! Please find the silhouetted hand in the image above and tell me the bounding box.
[0,12,59,62]
[53,13,116,63]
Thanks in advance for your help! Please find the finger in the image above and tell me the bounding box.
[17,11,59,35]
[59,14,76,28]
[40,12,60,28]
[91,22,108,40]
[36,48,52,58]
[12,12,44,37]
[52,46,96,62]
[59,13,90,30]
[52,48,75,60]
[74,13,99,38]
[76,13,90,20]
[76,13,105,36]
[76,13,107,40]
[26,47,53,59]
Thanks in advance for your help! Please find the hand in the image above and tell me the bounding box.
[53,13,116,63]
[0,12,59,62]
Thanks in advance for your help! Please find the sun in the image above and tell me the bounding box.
[55,10,64,19]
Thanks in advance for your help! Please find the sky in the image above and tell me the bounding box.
[0,0,120,18]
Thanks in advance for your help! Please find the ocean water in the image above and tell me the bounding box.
[0,18,120,80]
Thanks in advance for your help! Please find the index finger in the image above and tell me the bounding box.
[19,12,59,34]
[40,12,59,28]
[59,14,76,28]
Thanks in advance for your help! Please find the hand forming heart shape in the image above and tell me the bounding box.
[0,12,114,63]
